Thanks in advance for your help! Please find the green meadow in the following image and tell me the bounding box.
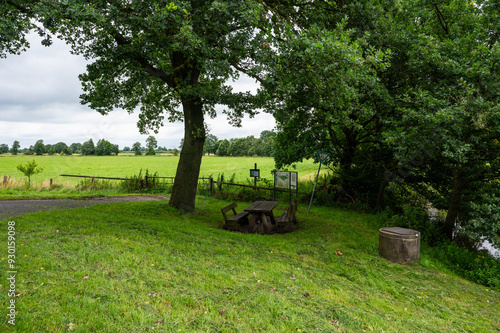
[1,198,499,332]
[0,155,321,189]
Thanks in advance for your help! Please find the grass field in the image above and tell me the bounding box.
[0,198,499,332]
[0,155,322,190]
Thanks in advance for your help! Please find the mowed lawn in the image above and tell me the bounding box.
[0,155,321,187]
[0,198,499,332]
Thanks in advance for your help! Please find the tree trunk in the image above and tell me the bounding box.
[444,168,465,241]
[168,97,205,212]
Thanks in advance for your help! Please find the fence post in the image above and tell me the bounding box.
[145,175,149,188]
[92,177,95,189]
[50,178,53,187]
[3,176,7,187]
[210,177,214,194]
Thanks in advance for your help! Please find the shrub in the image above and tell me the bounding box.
[434,242,500,289]
[121,169,159,192]
[76,178,115,191]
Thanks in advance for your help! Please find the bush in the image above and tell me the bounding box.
[434,242,500,289]
[121,169,159,192]
[76,178,115,191]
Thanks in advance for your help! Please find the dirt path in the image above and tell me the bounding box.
[0,195,168,220]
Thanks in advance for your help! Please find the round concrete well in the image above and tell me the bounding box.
[379,227,421,263]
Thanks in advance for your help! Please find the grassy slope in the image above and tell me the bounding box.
[1,198,498,332]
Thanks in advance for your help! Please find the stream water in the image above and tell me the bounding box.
[427,206,499,259]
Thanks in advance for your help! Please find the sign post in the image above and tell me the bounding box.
[250,163,260,196]
[308,151,330,213]
[274,171,298,202]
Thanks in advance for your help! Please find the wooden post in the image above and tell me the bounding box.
[145,175,149,188]
[50,178,53,187]
[92,177,95,189]
[210,177,214,194]
[254,163,258,196]
[3,176,7,187]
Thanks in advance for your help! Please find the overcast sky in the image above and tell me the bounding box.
[0,34,275,150]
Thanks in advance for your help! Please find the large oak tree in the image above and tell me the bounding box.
[1,0,270,211]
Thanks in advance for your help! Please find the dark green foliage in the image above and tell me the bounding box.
[95,139,113,156]
[0,144,9,154]
[75,178,115,191]
[70,142,82,154]
[33,139,45,155]
[215,139,230,156]
[145,136,157,155]
[121,169,159,192]
[11,140,20,155]
[81,139,95,156]
[132,142,142,156]
[434,243,500,289]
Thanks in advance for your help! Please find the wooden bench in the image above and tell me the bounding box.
[221,203,249,230]
[276,199,298,233]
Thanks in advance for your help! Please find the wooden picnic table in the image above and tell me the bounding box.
[244,201,279,234]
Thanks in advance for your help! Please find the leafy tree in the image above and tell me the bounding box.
[132,142,142,156]
[122,146,131,152]
[33,140,45,156]
[203,134,219,155]
[81,139,95,156]
[95,139,113,156]
[47,147,56,156]
[228,136,256,156]
[61,146,72,155]
[112,144,120,156]
[266,21,391,204]
[53,142,69,154]
[1,0,271,211]
[259,130,276,140]
[0,144,8,154]
[16,159,43,187]
[11,141,20,155]
[215,139,230,157]
[383,0,500,243]
[145,136,157,156]
[70,143,82,154]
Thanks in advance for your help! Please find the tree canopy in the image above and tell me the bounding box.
[260,0,500,246]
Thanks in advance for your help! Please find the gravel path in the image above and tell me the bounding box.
[0,195,168,220]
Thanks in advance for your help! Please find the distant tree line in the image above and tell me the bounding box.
[1,131,277,157]
[180,130,277,157]
[0,139,119,156]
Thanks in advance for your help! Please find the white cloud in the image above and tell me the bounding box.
[0,34,275,149]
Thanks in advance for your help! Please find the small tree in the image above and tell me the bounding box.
[11,141,20,155]
[0,144,9,154]
[81,139,95,156]
[33,140,45,156]
[145,136,157,156]
[17,160,43,187]
[132,142,142,156]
